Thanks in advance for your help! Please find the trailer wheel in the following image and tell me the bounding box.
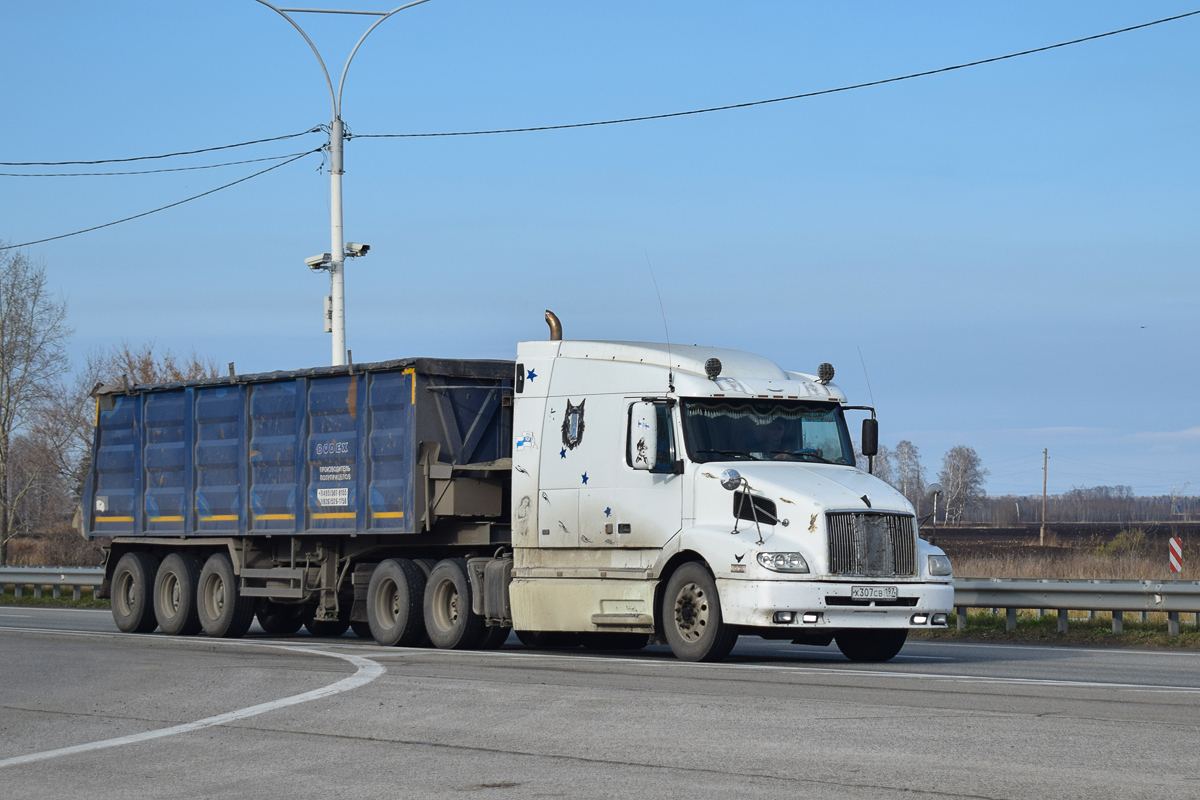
[423,558,487,649]
[112,552,160,633]
[154,553,202,636]
[661,562,738,662]
[256,601,304,635]
[367,559,426,646]
[350,620,372,638]
[834,629,908,662]
[197,553,255,638]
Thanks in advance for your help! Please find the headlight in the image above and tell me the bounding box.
[928,554,952,577]
[757,552,809,573]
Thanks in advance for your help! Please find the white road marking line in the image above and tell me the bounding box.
[0,646,384,769]
[0,614,31,618]
[0,606,112,614]
[5,625,1200,696]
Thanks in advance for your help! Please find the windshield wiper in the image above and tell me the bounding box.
[770,449,832,463]
[697,449,756,460]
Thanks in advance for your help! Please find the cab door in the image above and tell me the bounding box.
[580,398,682,549]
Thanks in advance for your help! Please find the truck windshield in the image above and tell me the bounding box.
[680,398,855,465]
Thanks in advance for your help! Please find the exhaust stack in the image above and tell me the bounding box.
[545,310,562,341]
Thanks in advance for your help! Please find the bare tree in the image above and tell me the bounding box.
[892,440,926,515]
[0,249,71,565]
[939,445,989,524]
[855,442,893,484]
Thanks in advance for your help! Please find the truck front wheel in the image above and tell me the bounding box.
[834,629,908,662]
[423,558,487,650]
[661,562,738,662]
[197,553,255,638]
[111,552,160,633]
[367,559,427,646]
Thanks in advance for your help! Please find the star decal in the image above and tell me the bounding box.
[527,368,537,382]
[604,507,611,517]
[560,447,567,459]
[581,472,589,485]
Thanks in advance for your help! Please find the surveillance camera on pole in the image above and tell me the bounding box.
[344,242,370,258]
[305,253,332,271]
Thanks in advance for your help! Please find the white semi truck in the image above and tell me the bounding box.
[85,313,953,663]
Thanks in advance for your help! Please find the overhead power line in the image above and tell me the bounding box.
[353,8,1200,139]
[0,151,315,178]
[0,149,321,251]
[0,128,322,167]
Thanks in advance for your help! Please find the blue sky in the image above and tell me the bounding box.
[2,1,1197,496]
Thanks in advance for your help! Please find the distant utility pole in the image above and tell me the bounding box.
[1040,448,1048,546]
[256,1,434,366]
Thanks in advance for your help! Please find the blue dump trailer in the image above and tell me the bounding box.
[83,318,954,663]
[85,357,517,642]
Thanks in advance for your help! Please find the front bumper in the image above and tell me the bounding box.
[716,578,955,629]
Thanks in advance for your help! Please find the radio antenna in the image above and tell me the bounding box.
[857,345,876,407]
[645,253,674,393]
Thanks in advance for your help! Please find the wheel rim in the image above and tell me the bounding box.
[161,572,180,618]
[375,577,399,628]
[115,570,136,617]
[431,578,459,633]
[673,581,709,643]
[203,572,225,620]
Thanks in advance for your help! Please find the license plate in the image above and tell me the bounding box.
[851,585,897,601]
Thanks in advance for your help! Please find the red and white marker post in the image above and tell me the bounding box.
[1169,537,1182,577]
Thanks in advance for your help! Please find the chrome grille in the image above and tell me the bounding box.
[826,513,916,577]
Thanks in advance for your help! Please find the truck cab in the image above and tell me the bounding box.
[509,339,954,662]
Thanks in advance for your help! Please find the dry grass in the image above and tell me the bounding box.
[950,550,1179,581]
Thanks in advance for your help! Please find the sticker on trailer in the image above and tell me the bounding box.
[318,465,353,481]
[516,431,536,451]
[317,488,350,507]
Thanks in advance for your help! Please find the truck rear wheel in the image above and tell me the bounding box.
[661,562,738,662]
[154,553,202,636]
[834,629,908,662]
[367,559,427,646]
[423,558,487,650]
[256,600,304,635]
[197,553,255,638]
[112,552,160,633]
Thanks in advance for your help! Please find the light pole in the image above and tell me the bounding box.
[256,1,434,366]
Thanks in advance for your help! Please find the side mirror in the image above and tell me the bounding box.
[628,402,657,470]
[861,418,878,457]
[925,483,943,499]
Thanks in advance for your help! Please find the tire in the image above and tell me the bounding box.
[834,629,908,662]
[661,562,738,662]
[197,553,255,638]
[111,552,160,633]
[366,559,426,646]
[350,620,373,638]
[256,600,304,635]
[479,625,512,650]
[413,558,438,578]
[580,632,650,651]
[423,558,487,650]
[154,553,202,636]
[514,630,580,649]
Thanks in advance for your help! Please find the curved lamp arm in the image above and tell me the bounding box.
[337,0,434,116]
[253,0,338,119]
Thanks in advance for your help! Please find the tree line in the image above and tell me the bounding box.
[0,248,215,565]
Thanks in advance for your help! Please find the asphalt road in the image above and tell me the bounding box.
[2,608,1197,799]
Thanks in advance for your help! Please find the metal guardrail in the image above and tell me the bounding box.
[953,577,1200,635]
[1,569,1196,635]
[0,567,103,601]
